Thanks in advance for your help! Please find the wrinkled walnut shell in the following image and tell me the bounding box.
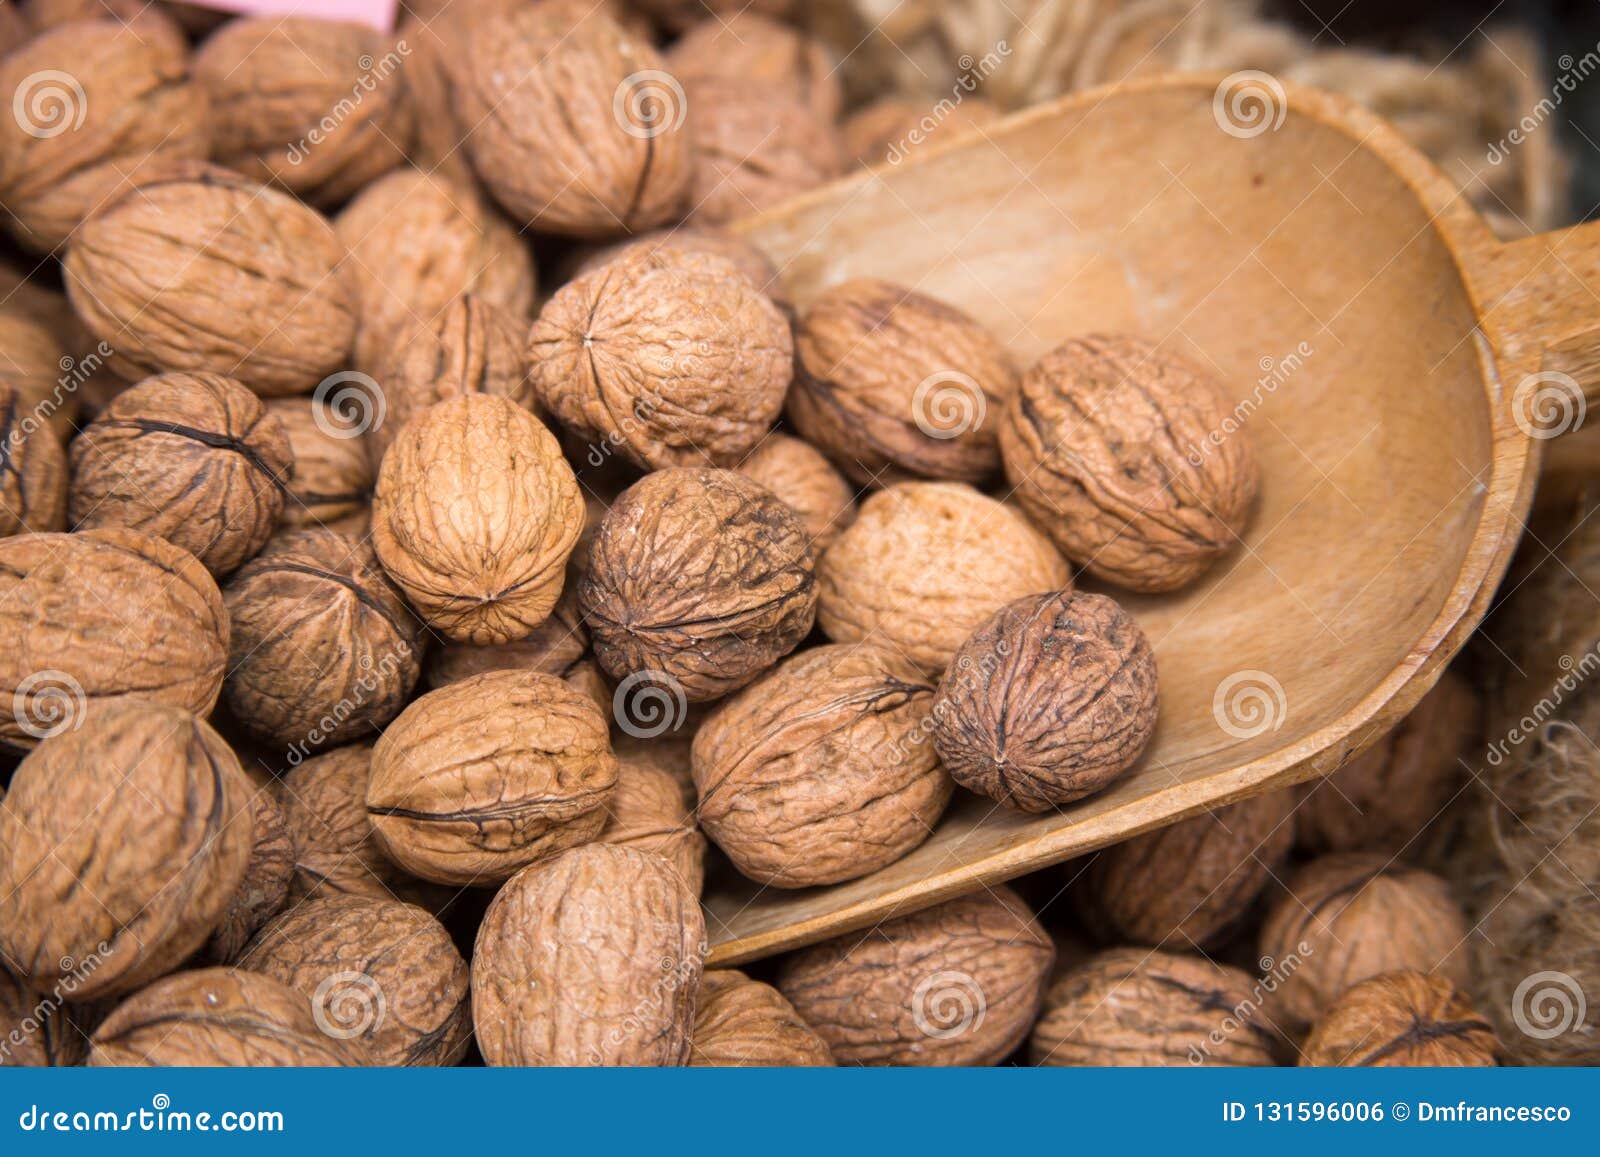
[1300,971,1500,1067]
[668,12,840,121]
[472,844,705,1066]
[266,396,374,533]
[0,385,68,538]
[1,964,87,1067]
[580,468,817,701]
[571,224,786,308]
[0,312,80,444]
[368,670,618,885]
[691,970,835,1067]
[737,433,859,553]
[693,644,952,887]
[601,751,707,896]
[204,783,294,965]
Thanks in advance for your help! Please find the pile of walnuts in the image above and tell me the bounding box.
[0,1,1497,1071]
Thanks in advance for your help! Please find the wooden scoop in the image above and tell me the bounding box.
[705,74,1600,965]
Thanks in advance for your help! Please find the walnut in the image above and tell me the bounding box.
[612,732,696,798]
[0,703,252,1000]
[570,225,787,309]
[817,482,1071,676]
[451,6,691,236]
[0,527,228,752]
[683,77,843,225]
[1030,948,1281,1066]
[367,670,618,885]
[0,313,79,445]
[266,397,373,533]
[204,783,294,965]
[370,295,532,465]
[193,17,413,207]
[0,20,209,251]
[600,747,707,895]
[530,246,792,470]
[633,0,795,32]
[1301,971,1500,1067]
[222,529,423,753]
[335,169,535,373]
[88,968,370,1067]
[69,372,293,576]
[473,845,704,1066]
[737,433,859,553]
[242,895,471,1067]
[373,394,584,644]
[667,13,841,122]
[999,334,1260,593]
[777,886,1053,1066]
[841,96,1003,168]
[0,2,27,55]
[1074,789,1295,949]
[790,279,1018,485]
[25,0,187,52]
[691,970,835,1067]
[1258,852,1471,1026]
[0,385,67,538]
[579,468,817,701]
[1,964,88,1067]
[693,644,952,887]
[1297,670,1477,856]
[63,164,357,397]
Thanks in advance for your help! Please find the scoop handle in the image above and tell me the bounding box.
[1487,221,1600,422]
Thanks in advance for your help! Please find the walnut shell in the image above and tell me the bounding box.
[601,750,707,896]
[242,895,471,1067]
[0,312,80,445]
[63,164,356,396]
[1301,971,1500,1067]
[1030,948,1281,1066]
[580,468,817,701]
[841,96,1003,168]
[373,394,584,644]
[367,670,619,885]
[266,396,374,532]
[203,783,294,964]
[0,703,252,1000]
[571,224,786,308]
[817,482,1071,676]
[737,433,859,553]
[0,385,68,538]
[89,967,370,1067]
[931,590,1158,812]
[790,279,1018,485]
[370,295,532,465]
[472,844,705,1066]
[69,372,293,576]
[1258,852,1471,1026]
[0,20,209,251]
[691,969,835,1067]
[530,246,792,470]
[683,77,842,225]
[693,643,952,887]
[1,963,89,1067]
[335,168,535,373]
[26,0,186,51]
[0,527,228,751]
[667,12,841,122]
[633,0,795,33]
[1074,789,1295,949]
[1000,334,1260,593]
[394,10,477,188]
[1297,670,1477,856]
[194,17,414,206]
[222,528,423,752]
[777,886,1053,1066]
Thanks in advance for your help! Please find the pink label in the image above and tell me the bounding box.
[166,0,399,32]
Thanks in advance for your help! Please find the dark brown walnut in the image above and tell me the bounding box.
[336,168,535,373]
[1300,971,1500,1067]
[0,527,228,752]
[450,6,692,236]
[368,670,618,885]
[89,968,370,1067]
[667,12,842,122]
[0,313,78,445]
[691,970,835,1067]
[818,482,1071,676]
[1000,334,1261,593]
[370,295,532,465]
[222,529,423,752]
[580,468,817,701]
[0,20,209,252]
[69,372,293,577]
[194,17,414,207]
[530,247,792,470]
[693,644,952,888]
[778,886,1054,1066]
[931,590,1158,813]
[841,96,1003,168]
[0,703,252,1000]
[1030,948,1281,1066]
[1074,789,1295,949]
[242,895,471,1068]
[790,279,1019,486]
[0,964,88,1068]
[1297,669,1477,856]
[738,433,860,553]
[600,744,707,896]
[204,784,294,965]
[570,225,787,309]
[1258,852,1471,1026]
[0,385,68,538]
[472,844,705,1066]
[64,164,357,396]
[266,397,374,533]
